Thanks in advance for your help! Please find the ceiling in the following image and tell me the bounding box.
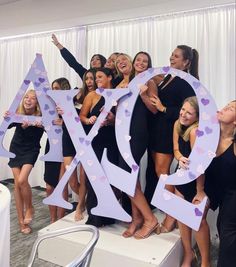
[0,0,233,38]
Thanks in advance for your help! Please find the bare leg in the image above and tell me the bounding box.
[122,202,143,237]
[131,181,159,238]
[46,183,57,223]
[64,156,80,195]
[12,165,33,234]
[75,165,87,221]
[175,189,194,267]
[57,163,67,219]
[194,206,211,267]
[152,152,176,232]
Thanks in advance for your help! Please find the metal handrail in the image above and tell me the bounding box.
[27,225,99,267]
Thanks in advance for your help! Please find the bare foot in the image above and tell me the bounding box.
[122,220,143,238]
[20,223,32,234]
[74,206,85,221]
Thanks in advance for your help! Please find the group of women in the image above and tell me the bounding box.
[3,33,235,267]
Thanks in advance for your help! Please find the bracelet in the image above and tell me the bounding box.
[55,42,59,46]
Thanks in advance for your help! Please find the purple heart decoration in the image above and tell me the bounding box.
[201,98,210,106]
[24,80,30,85]
[85,140,91,146]
[132,164,139,172]
[74,116,80,123]
[188,172,196,180]
[194,208,203,217]
[55,129,62,134]
[98,88,104,93]
[162,66,170,73]
[44,104,49,110]
[193,81,200,89]
[38,77,45,83]
[66,95,72,101]
[0,131,5,136]
[196,129,204,137]
[125,109,131,117]
[79,137,84,143]
[49,110,55,115]
[148,68,154,74]
[43,87,49,93]
[205,126,213,134]
[4,117,11,122]
[34,81,40,87]
[106,91,112,97]
[72,158,79,165]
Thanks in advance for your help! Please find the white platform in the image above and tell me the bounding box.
[38,210,182,267]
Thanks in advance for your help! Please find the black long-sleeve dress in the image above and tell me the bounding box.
[150,75,195,154]
[205,143,236,267]
[8,123,44,168]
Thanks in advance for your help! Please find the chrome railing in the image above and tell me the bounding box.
[27,225,99,267]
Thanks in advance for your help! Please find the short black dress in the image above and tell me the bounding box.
[62,105,81,157]
[150,75,195,154]
[44,140,61,188]
[175,132,196,202]
[85,96,118,227]
[8,123,44,168]
[205,143,236,267]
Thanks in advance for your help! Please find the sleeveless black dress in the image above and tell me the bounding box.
[85,96,118,227]
[205,143,236,267]
[150,75,195,154]
[8,123,44,168]
[175,132,196,202]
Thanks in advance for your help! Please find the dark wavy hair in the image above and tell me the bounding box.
[51,77,71,90]
[177,45,199,80]
[90,54,107,68]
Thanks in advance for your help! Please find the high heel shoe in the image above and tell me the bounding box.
[160,221,177,233]
[24,207,34,225]
[134,222,160,239]
[20,223,32,235]
[122,222,143,238]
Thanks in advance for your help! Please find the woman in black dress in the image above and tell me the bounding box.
[6,90,44,234]
[173,97,210,267]
[205,100,236,267]
[79,67,117,227]
[56,71,97,221]
[44,77,72,223]
[115,52,159,239]
[150,45,198,232]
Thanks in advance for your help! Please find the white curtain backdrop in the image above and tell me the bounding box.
[0,27,87,186]
[0,4,235,186]
[87,4,235,108]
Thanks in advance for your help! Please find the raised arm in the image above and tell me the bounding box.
[52,34,87,80]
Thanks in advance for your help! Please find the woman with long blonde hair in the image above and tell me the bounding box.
[6,89,44,234]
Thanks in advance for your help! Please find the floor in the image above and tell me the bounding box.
[2,180,219,267]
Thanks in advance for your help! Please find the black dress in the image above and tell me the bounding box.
[150,75,195,154]
[85,96,118,227]
[44,140,61,188]
[175,132,196,202]
[119,96,150,214]
[62,104,81,157]
[8,123,44,168]
[205,143,236,267]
